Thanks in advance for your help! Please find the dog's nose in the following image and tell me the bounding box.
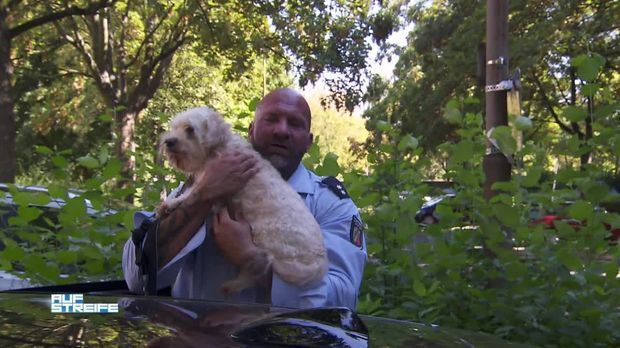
[165,138,178,148]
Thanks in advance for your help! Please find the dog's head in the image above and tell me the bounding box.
[161,107,231,173]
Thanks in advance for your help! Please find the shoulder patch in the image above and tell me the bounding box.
[321,176,350,199]
[350,215,364,248]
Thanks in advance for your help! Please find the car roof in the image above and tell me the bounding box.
[0,183,116,216]
[0,290,533,347]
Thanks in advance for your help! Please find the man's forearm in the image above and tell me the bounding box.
[157,193,212,269]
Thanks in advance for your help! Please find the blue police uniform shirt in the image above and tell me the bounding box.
[122,163,367,309]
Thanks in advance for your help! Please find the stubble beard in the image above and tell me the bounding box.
[266,154,288,171]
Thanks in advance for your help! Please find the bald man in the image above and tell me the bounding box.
[123,88,367,309]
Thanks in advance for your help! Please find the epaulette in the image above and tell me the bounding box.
[321,176,350,199]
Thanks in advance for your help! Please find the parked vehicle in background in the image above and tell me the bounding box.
[0,183,125,289]
[413,190,620,243]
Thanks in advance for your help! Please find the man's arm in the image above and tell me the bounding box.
[122,151,258,293]
[122,191,214,293]
[156,191,213,269]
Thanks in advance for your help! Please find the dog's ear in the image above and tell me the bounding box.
[204,110,231,148]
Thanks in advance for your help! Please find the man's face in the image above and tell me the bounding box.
[249,91,313,177]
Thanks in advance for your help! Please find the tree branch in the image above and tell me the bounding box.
[6,0,23,11]
[530,71,577,135]
[9,0,115,39]
[123,4,173,69]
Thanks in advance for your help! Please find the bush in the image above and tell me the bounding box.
[349,102,620,347]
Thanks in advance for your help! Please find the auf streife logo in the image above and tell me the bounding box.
[50,294,119,313]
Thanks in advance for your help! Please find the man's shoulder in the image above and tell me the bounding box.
[302,166,357,206]
[318,176,350,200]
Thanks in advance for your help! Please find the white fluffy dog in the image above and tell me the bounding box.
[158,106,327,294]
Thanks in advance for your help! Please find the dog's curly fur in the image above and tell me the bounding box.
[158,106,327,294]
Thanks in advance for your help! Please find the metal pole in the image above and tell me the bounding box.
[483,0,511,200]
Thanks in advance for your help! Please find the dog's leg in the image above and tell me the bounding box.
[220,250,272,295]
[155,191,189,218]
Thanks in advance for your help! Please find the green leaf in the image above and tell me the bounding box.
[570,54,587,67]
[567,200,593,220]
[522,166,543,188]
[85,177,105,190]
[98,113,113,122]
[584,183,608,203]
[35,145,53,155]
[48,183,67,200]
[378,143,393,153]
[443,101,461,124]
[316,152,340,177]
[464,97,480,105]
[12,192,51,206]
[575,54,605,82]
[397,135,418,151]
[491,180,518,193]
[17,206,43,223]
[51,156,68,169]
[413,280,427,297]
[562,106,587,122]
[375,120,391,132]
[505,261,527,279]
[98,147,109,165]
[452,140,474,163]
[78,155,100,169]
[248,97,260,112]
[581,83,600,96]
[102,159,122,179]
[514,116,533,131]
[24,254,47,274]
[2,246,25,262]
[57,250,78,264]
[556,247,582,270]
[61,198,87,218]
[491,126,516,155]
[492,203,519,227]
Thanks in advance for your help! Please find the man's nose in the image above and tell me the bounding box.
[272,120,290,138]
[165,137,178,148]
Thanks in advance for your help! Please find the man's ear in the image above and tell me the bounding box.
[305,132,314,152]
[248,121,255,141]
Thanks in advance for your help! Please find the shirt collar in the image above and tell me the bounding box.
[287,163,315,195]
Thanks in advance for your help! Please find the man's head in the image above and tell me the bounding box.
[249,88,313,179]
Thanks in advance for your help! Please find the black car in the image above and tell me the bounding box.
[0,285,533,347]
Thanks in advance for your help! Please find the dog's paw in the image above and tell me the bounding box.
[155,203,169,218]
[219,283,238,296]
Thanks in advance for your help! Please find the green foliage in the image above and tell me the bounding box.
[1,150,133,285]
[352,89,620,346]
[305,91,369,171]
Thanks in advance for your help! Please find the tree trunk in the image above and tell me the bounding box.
[0,14,15,183]
[115,108,138,189]
[580,96,593,167]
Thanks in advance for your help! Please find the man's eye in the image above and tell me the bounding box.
[289,118,306,129]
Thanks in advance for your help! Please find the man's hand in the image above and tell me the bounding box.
[190,151,258,204]
[212,206,259,268]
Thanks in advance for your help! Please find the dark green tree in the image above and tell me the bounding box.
[0,0,114,183]
[364,0,619,167]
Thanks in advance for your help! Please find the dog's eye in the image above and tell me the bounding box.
[185,126,194,135]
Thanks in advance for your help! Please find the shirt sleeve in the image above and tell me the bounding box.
[122,210,207,293]
[271,196,367,309]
